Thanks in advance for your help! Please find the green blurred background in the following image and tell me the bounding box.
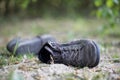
[0,0,120,44]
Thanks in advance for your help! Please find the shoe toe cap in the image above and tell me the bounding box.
[88,40,100,68]
[7,37,20,53]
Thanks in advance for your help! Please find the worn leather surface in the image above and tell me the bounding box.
[7,35,56,55]
[38,40,100,68]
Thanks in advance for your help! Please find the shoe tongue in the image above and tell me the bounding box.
[44,46,54,56]
[44,46,55,64]
[38,42,62,63]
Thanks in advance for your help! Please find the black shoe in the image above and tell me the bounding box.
[38,40,100,68]
[7,35,56,56]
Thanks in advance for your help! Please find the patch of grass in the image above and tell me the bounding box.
[0,47,34,67]
[31,25,48,35]
[1,17,120,41]
[96,24,120,38]
[92,72,109,80]
[112,53,120,59]
[0,47,11,67]
[7,53,35,65]
[111,53,120,63]
[0,56,7,67]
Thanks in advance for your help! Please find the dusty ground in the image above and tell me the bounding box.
[0,18,120,80]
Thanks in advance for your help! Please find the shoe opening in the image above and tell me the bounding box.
[38,45,53,63]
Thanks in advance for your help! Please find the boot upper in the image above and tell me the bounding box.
[38,40,100,68]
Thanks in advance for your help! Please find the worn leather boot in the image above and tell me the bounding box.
[7,35,56,56]
[38,40,100,68]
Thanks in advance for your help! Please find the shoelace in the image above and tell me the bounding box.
[59,41,85,66]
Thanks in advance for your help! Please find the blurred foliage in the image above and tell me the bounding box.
[0,0,119,18]
[0,0,119,35]
[0,0,92,16]
[94,0,120,33]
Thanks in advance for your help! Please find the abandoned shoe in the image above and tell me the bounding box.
[7,35,56,56]
[38,40,100,68]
